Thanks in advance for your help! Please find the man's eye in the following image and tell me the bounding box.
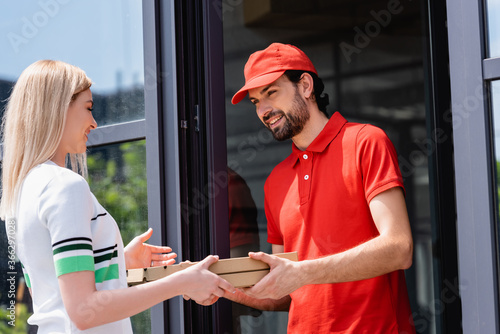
[268,90,276,96]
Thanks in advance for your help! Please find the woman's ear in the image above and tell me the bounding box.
[299,73,314,99]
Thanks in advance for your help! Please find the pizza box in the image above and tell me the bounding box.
[126,252,298,288]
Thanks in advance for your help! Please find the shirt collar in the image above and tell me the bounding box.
[290,112,347,166]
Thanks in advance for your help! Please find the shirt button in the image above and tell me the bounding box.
[304,175,309,180]
[303,154,308,160]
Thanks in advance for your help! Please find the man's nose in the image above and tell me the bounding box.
[257,103,272,119]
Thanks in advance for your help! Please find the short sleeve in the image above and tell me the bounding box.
[356,125,405,203]
[38,171,95,276]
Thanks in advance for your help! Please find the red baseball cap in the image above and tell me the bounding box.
[231,43,317,105]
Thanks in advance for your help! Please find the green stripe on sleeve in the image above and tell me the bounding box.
[54,255,95,276]
[53,243,93,255]
[94,264,119,283]
[94,250,118,264]
[24,273,31,288]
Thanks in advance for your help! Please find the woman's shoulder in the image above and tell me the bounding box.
[25,161,89,195]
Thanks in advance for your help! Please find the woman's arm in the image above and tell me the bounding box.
[58,255,234,330]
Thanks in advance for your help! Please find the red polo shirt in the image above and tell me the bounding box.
[265,112,415,333]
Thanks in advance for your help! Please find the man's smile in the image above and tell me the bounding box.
[268,115,284,128]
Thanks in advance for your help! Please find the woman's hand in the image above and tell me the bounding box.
[124,228,177,269]
[179,255,235,305]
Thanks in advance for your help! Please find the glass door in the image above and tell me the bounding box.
[219,0,458,333]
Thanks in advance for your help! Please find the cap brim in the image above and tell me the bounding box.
[231,71,285,105]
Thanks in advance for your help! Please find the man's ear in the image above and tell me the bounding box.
[299,73,314,99]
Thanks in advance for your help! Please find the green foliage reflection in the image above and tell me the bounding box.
[87,139,150,334]
[87,140,148,245]
[0,302,29,333]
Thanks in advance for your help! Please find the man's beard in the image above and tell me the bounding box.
[263,91,310,141]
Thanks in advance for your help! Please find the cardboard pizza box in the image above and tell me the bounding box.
[126,252,298,288]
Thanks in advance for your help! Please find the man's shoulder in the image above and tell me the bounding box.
[265,151,296,185]
[343,121,381,133]
[342,122,389,143]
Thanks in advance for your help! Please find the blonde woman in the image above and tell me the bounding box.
[0,60,234,333]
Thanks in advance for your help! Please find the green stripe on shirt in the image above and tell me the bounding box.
[95,264,119,283]
[24,273,31,288]
[53,256,119,282]
[21,263,31,288]
[94,250,118,264]
[53,243,93,255]
[54,255,94,276]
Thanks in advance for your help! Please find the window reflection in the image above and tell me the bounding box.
[227,168,262,333]
[87,141,148,245]
[490,81,500,277]
[492,81,500,158]
[0,0,144,125]
[0,218,32,331]
[486,0,500,58]
[87,140,150,334]
[228,167,260,258]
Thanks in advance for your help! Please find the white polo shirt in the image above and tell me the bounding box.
[14,161,132,333]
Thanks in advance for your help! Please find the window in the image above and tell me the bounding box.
[485,0,500,324]
[486,0,500,57]
[221,1,450,332]
[490,79,500,312]
[0,1,148,331]
[447,0,500,331]
[87,140,150,333]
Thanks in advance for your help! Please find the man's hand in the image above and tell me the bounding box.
[241,252,304,300]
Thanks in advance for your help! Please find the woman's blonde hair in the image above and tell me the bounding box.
[0,60,92,219]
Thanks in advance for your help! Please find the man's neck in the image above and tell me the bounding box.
[292,109,329,151]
